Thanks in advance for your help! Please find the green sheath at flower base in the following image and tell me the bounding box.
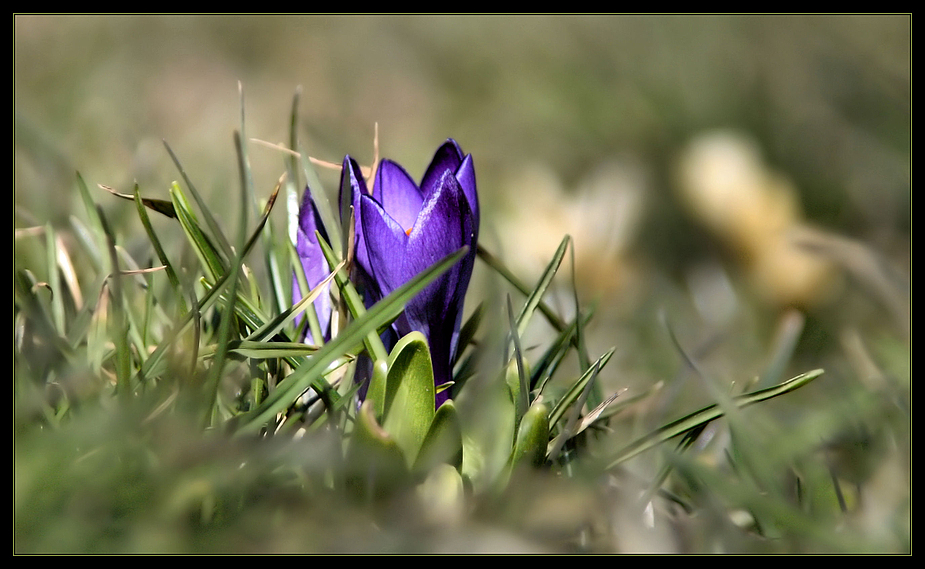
[511,400,550,468]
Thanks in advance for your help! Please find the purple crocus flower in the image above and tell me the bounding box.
[345,139,479,407]
[293,185,333,345]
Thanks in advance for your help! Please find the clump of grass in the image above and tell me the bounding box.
[14,89,907,554]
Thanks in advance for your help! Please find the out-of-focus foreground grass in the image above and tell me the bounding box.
[15,15,909,553]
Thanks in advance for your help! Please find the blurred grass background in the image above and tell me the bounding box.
[15,15,909,553]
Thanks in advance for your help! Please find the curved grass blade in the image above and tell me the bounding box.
[163,140,234,260]
[574,389,626,437]
[477,241,596,382]
[288,88,301,183]
[207,340,321,359]
[547,358,601,463]
[170,181,226,282]
[68,214,103,274]
[298,142,342,259]
[75,173,109,275]
[506,295,529,426]
[548,348,615,430]
[14,269,77,368]
[532,309,593,393]
[99,183,176,218]
[205,278,265,335]
[96,205,131,395]
[476,243,565,332]
[570,238,600,408]
[132,183,186,313]
[262,209,289,317]
[202,258,239,427]
[237,82,258,224]
[605,369,825,469]
[43,223,65,334]
[201,130,262,426]
[515,235,569,338]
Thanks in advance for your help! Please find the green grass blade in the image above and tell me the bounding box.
[99,183,176,219]
[170,182,227,282]
[237,83,258,224]
[454,300,483,366]
[74,172,109,275]
[288,88,301,183]
[532,309,593,393]
[14,269,76,368]
[506,295,529,426]
[298,142,342,259]
[605,369,826,469]
[221,341,320,359]
[262,214,289,318]
[96,205,131,395]
[131,183,186,313]
[68,214,103,274]
[201,129,252,427]
[516,235,569,338]
[134,181,278,385]
[547,359,601,463]
[476,243,565,332]
[44,223,65,334]
[548,348,615,430]
[163,140,234,261]
[201,262,239,426]
[570,238,600,408]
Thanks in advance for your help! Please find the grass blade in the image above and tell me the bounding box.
[170,181,227,282]
[298,142,342,259]
[75,172,109,275]
[44,223,65,334]
[132,183,187,314]
[476,243,565,332]
[163,140,234,261]
[605,369,825,469]
[96,205,132,395]
[516,235,569,338]
[548,348,614,430]
[506,295,529,426]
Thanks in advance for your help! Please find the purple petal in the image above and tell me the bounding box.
[359,192,410,298]
[400,172,476,384]
[293,186,333,343]
[341,156,371,276]
[419,140,465,200]
[456,152,479,230]
[373,159,423,231]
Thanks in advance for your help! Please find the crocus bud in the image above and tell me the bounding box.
[345,139,479,407]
